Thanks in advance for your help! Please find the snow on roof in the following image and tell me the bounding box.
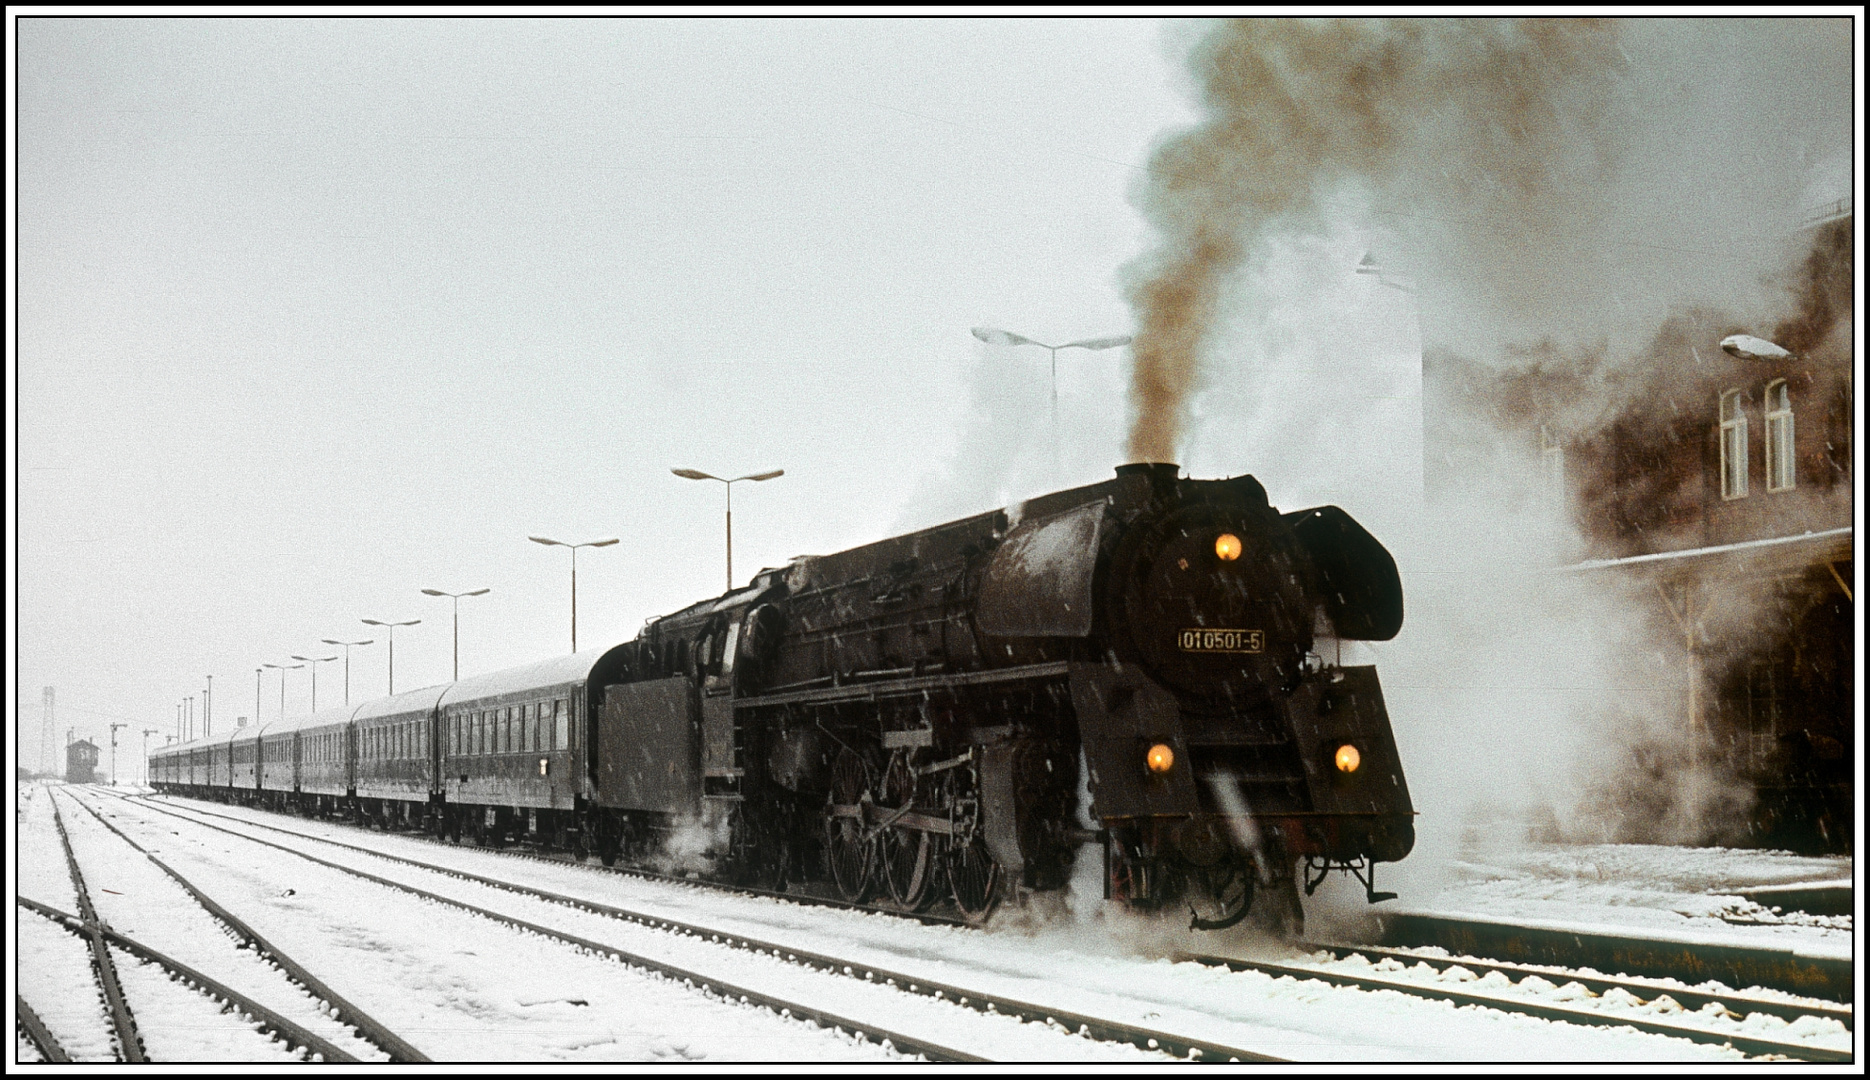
[228,720,269,746]
[153,727,240,756]
[352,683,452,722]
[438,647,623,708]
[261,704,360,736]
[1561,527,1852,573]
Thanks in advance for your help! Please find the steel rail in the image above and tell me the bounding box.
[121,793,1282,1062]
[62,789,428,1062]
[1178,951,1850,1063]
[103,798,986,1063]
[49,793,145,1062]
[16,994,72,1063]
[18,898,358,1063]
[122,788,970,928]
[1295,940,1853,1030]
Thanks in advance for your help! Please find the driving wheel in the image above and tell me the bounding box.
[824,747,876,902]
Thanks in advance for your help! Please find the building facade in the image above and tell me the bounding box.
[66,739,100,785]
[1424,208,1854,852]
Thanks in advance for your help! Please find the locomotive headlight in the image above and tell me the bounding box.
[1146,743,1175,774]
[1214,533,1242,561]
[1334,743,1361,774]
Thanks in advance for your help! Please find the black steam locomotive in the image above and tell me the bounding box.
[153,463,1414,931]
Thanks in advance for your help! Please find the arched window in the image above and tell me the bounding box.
[1719,388,1748,500]
[1764,379,1795,492]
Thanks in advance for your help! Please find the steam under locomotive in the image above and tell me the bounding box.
[152,463,1414,931]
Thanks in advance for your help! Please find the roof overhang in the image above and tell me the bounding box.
[1560,527,1853,577]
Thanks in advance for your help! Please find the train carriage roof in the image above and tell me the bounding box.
[261,704,359,737]
[157,727,242,756]
[228,717,277,747]
[352,683,451,724]
[438,644,632,709]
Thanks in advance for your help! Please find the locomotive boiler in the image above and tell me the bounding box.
[593,462,1414,929]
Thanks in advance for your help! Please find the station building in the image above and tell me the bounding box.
[1422,202,1854,853]
[66,738,100,785]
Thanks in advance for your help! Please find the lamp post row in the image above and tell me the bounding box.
[183,466,784,730]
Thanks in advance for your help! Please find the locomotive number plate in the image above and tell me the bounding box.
[1178,628,1264,653]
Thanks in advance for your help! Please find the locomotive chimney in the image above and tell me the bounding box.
[1116,462,1181,499]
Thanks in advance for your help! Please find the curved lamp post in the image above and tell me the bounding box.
[262,662,303,721]
[290,654,339,712]
[670,469,783,591]
[971,327,1130,477]
[421,588,490,680]
[360,619,420,694]
[529,537,617,653]
[320,638,374,707]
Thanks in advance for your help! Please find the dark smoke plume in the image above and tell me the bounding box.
[1123,18,1625,462]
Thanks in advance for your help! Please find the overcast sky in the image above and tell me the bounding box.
[16,18,1221,758]
[11,17,1855,776]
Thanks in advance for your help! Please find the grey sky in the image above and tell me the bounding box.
[17,18,1200,753]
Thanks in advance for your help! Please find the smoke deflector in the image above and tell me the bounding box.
[977,501,1107,638]
[1285,505,1404,641]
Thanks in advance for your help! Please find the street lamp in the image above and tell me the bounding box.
[528,536,617,653]
[972,327,1130,477]
[670,469,783,592]
[320,638,374,707]
[421,588,490,680]
[290,655,339,712]
[360,620,420,694]
[262,662,304,721]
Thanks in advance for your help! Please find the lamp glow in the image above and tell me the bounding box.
[1335,744,1361,773]
[1146,743,1175,774]
[1215,533,1242,561]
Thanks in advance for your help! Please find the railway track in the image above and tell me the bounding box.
[106,791,1285,1062]
[1178,948,1852,1063]
[46,793,143,1061]
[15,994,71,1063]
[59,790,424,1061]
[127,788,972,927]
[116,791,1853,1063]
[31,790,388,1063]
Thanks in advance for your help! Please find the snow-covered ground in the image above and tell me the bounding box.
[24,784,1853,1062]
[1337,838,1855,959]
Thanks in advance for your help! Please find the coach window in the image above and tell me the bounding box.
[1719,388,1748,500]
[523,703,536,752]
[1764,379,1795,492]
[555,699,569,750]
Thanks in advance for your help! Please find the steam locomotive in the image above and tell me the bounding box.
[152,463,1414,931]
